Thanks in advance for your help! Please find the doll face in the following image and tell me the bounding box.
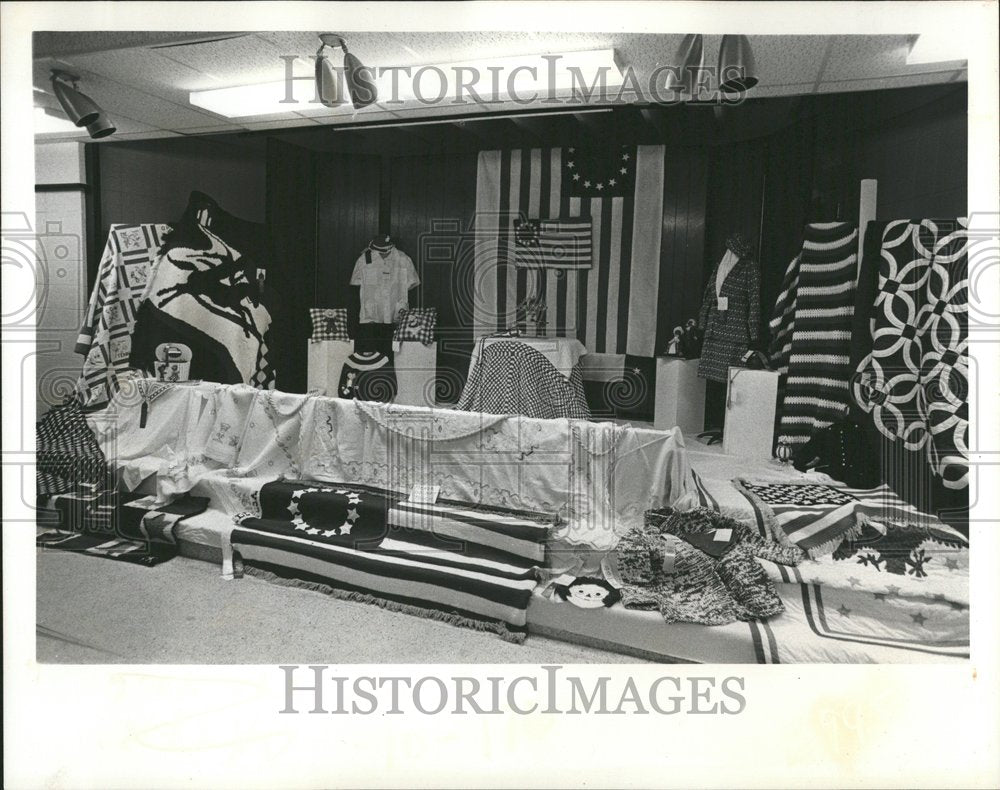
[567,582,612,609]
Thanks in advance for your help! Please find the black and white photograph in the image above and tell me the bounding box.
[3,2,999,788]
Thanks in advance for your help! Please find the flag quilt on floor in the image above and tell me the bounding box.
[734,479,950,558]
[231,480,549,642]
[473,144,665,356]
[36,490,209,567]
[76,223,170,407]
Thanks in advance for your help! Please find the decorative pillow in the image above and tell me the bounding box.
[309,308,350,342]
[394,307,436,345]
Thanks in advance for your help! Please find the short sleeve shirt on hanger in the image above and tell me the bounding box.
[350,248,420,324]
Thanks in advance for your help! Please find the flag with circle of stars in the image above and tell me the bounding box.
[563,144,638,198]
[241,479,394,547]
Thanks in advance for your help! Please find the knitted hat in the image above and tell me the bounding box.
[726,232,754,260]
[368,234,395,253]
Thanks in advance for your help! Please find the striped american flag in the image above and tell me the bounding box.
[473,144,665,356]
[513,217,592,270]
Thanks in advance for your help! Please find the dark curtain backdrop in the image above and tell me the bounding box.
[265,138,317,392]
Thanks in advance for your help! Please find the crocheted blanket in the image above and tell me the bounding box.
[778,222,858,447]
[231,480,549,642]
[851,219,969,490]
[37,491,209,567]
[735,479,951,558]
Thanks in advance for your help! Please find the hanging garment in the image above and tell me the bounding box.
[337,351,397,402]
[129,197,276,388]
[615,508,803,625]
[75,223,170,407]
[697,237,761,383]
[350,243,420,324]
[777,222,858,447]
[852,219,969,491]
[456,340,591,420]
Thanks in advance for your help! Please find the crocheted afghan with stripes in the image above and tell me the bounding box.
[778,222,858,447]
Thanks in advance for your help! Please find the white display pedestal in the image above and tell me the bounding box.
[306,340,437,408]
[722,367,778,460]
[654,357,706,433]
[394,342,437,408]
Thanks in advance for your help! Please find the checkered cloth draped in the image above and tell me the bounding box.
[309,308,351,342]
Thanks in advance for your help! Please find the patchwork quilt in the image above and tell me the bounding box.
[231,480,550,642]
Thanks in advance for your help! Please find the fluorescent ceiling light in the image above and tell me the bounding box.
[906,34,968,65]
[34,105,85,135]
[189,49,623,119]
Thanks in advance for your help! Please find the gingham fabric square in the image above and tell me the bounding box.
[310,308,350,342]
[394,307,436,345]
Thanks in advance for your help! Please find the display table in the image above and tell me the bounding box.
[89,380,696,553]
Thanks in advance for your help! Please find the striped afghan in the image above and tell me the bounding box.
[777,223,858,447]
[767,253,801,377]
[232,480,550,642]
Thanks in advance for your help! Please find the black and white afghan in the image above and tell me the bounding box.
[852,219,969,490]
[129,196,277,389]
[231,480,549,642]
[777,222,858,447]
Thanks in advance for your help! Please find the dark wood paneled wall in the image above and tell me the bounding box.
[266,138,317,392]
[387,153,480,402]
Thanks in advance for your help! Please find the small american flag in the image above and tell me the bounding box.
[513,217,592,270]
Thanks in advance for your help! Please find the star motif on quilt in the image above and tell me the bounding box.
[847,576,861,587]
[944,558,960,571]
[346,508,360,522]
[911,612,928,626]
[885,584,901,598]
[837,604,851,617]
[321,529,339,538]
[305,528,320,536]
[347,494,361,505]
[340,521,353,534]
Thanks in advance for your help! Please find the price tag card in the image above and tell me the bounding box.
[407,484,440,504]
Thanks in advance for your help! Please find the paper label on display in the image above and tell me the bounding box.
[717,296,729,311]
[407,484,440,504]
[713,528,733,542]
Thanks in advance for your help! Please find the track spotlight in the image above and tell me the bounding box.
[663,35,705,97]
[50,70,116,138]
[717,35,759,94]
[316,34,378,110]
